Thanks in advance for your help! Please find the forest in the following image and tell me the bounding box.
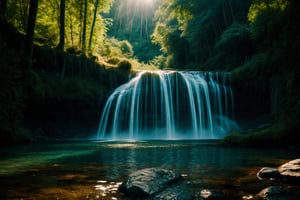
[0,0,300,145]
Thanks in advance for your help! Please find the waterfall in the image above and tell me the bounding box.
[97,71,238,140]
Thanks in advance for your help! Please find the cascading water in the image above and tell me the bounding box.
[97,71,238,140]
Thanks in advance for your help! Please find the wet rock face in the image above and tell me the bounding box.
[278,159,300,183]
[118,168,183,198]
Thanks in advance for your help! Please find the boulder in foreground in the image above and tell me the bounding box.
[278,159,300,183]
[257,167,280,180]
[119,168,183,198]
[257,186,299,200]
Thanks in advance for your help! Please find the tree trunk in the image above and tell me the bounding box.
[82,0,87,52]
[69,10,74,46]
[222,0,228,28]
[78,0,83,47]
[57,0,65,50]
[24,0,39,69]
[88,0,99,51]
[20,0,29,32]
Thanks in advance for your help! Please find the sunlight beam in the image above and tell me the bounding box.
[137,0,155,7]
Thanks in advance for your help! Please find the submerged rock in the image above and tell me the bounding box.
[257,167,280,180]
[153,184,195,200]
[278,159,300,183]
[118,168,183,198]
[257,186,293,200]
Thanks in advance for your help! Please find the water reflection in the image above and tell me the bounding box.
[1,141,297,177]
[0,140,299,199]
[90,141,298,184]
[94,181,122,198]
[242,194,254,199]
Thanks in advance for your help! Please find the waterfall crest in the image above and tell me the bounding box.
[97,71,238,140]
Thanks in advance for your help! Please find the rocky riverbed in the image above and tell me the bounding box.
[119,159,300,200]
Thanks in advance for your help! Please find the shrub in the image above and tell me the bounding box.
[118,59,132,71]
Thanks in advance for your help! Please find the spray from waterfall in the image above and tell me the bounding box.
[97,71,238,140]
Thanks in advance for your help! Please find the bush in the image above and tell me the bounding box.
[120,40,134,57]
[118,59,132,71]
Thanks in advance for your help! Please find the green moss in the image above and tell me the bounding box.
[221,119,300,147]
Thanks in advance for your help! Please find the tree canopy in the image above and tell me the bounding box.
[151,0,253,68]
[5,0,113,52]
[2,0,299,70]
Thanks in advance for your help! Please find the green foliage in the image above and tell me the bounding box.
[101,37,134,58]
[246,0,300,75]
[105,0,161,63]
[150,55,167,69]
[221,118,300,147]
[119,40,134,57]
[152,0,253,69]
[246,0,300,76]
[222,0,300,146]
[32,45,132,90]
[6,0,113,51]
[249,8,285,50]
[216,23,251,49]
[248,0,289,23]
[6,0,29,33]
[206,23,254,70]
[152,22,172,53]
[152,19,192,68]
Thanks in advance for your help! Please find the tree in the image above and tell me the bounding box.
[57,0,65,50]
[78,0,84,48]
[206,23,255,70]
[88,0,99,51]
[6,0,113,53]
[106,0,160,62]
[151,0,253,68]
[24,0,39,69]
[81,0,87,52]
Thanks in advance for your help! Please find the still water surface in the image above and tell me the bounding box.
[0,140,299,199]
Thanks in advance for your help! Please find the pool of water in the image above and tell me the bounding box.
[0,140,299,199]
